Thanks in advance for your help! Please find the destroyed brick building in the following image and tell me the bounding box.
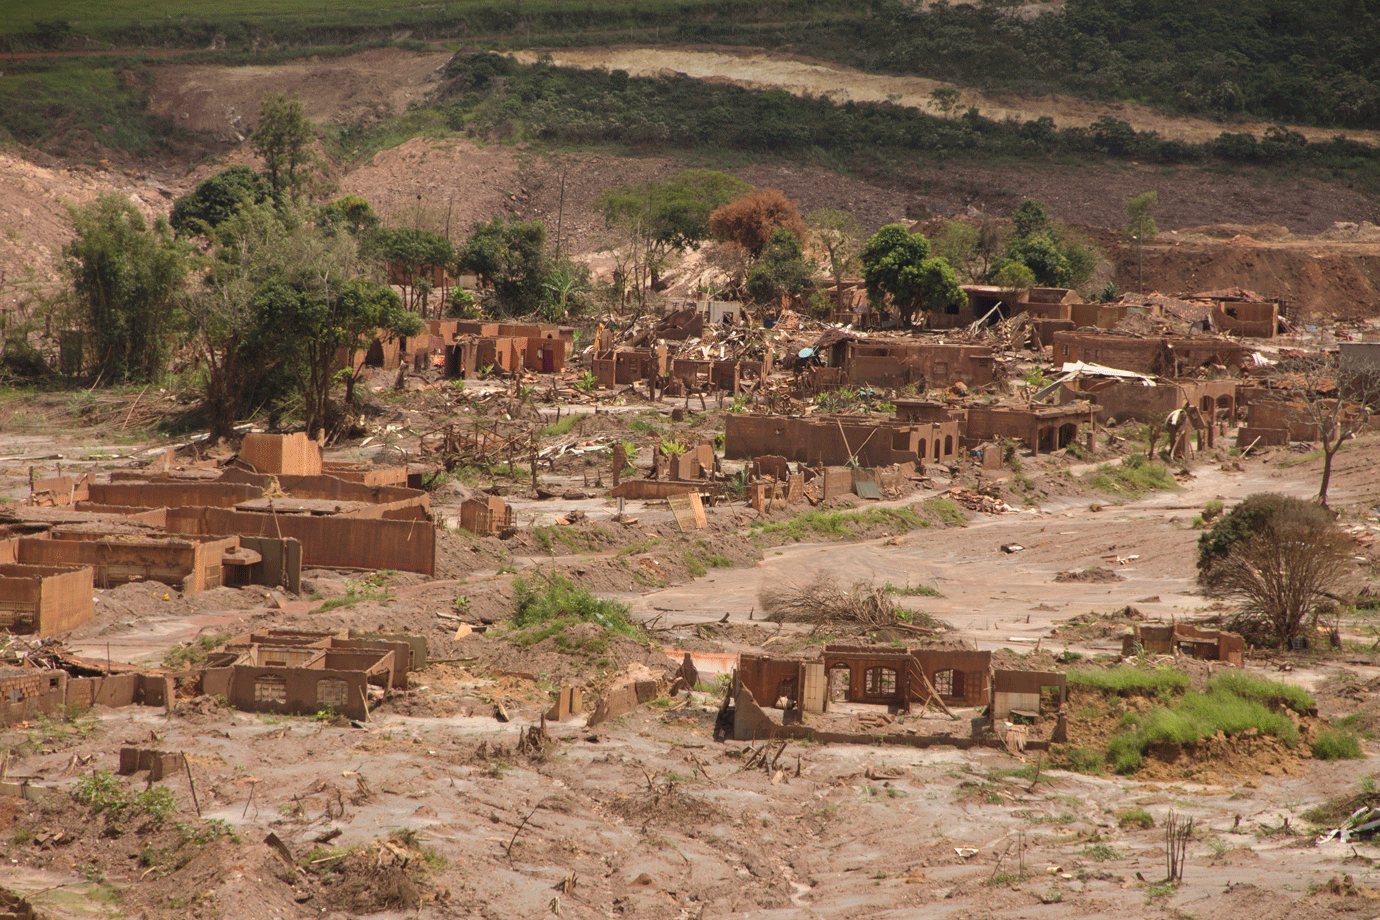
[726,647,1065,750]
[1051,332,1244,376]
[809,334,997,390]
[201,632,413,722]
[1122,624,1245,666]
[724,414,934,468]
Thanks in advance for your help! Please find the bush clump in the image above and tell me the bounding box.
[1197,493,1351,647]
[511,572,639,646]
[1312,728,1364,761]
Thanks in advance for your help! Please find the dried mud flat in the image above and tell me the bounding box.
[3,407,1380,918]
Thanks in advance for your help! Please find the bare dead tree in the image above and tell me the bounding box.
[1270,354,1377,507]
[1165,810,1192,882]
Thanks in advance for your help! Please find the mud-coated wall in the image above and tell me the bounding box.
[165,508,435,575]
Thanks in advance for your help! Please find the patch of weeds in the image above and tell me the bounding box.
[541,414,581,437]
[1069,664,1190,696]
[310,573,394,614]
[1145,881,1178,900]
[1118,808,1155,829]
[1205,672,1314,715]
[1051,744,1105,775]
[1278,448,1327,469]
[72,771,177,829]
[1312,727,1364,760]
[881,580,943,598]
[750,506,928,542]
[162,631,231,670]
[1084,454,1177,496]
[921,497,967,527]
[616,538,661,557]
[1083,843,1119,861]
[507,571,643,649]
[1107,687,1300,774]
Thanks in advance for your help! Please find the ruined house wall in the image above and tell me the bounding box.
[239,433,322,477]
[736,655,805,708]
[164,508,436,576]
[0,669,67,726]
[16,535,231,594]
[724,415,923,467]
[911,649,991,705]
[218,470,429,513]
[87,481,263,510]
[223,665,374,721]
[1052,333,1242,375]
[1211,301,1277,337]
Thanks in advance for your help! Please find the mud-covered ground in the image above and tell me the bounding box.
[3,378,1380,918]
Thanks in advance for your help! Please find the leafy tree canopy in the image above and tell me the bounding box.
[860,223,965,325]
[170,166,271,237]
[64,194,190,383]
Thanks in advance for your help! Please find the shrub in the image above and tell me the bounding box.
[1197,493,1351,647]
[1312,728,1364,761]
[512,572,638,640]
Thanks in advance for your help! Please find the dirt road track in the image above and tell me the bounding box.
[511,47,1380,147]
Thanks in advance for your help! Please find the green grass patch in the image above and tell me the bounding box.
[882,580,943,598]
[1068,665,1190,696]
[1106,689,1300,774]
[750,506,927,542]
[508,571,641,649]
[920,497,966,527]
[1277,449,1327,469]
[1117,808,1155,829]
[1312,728,1364,761]
[540,414,581,437]
[616,538,661,557]
[1206,672,1314,715]
[1050,744,1105,776]
[1083,454,1177,497]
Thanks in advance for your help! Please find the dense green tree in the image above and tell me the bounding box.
[746,229,817,306]
[1011,199,1050,240]
[376,227,455,314]
[456,218,552,316]
[319,195,382,239]
[251,92,314,201]
[1003,234,1074,288]
[190,203,420,440]
[859,223,965,326]
[64,194,190,383]
[169,166,271,237]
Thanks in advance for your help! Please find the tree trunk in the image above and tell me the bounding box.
[1318,443,1337,507]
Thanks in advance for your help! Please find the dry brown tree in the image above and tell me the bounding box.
[759,574,938,636]
[1269,353,1377,507]
[1197,493,1352,647]
[708,189,807,259]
